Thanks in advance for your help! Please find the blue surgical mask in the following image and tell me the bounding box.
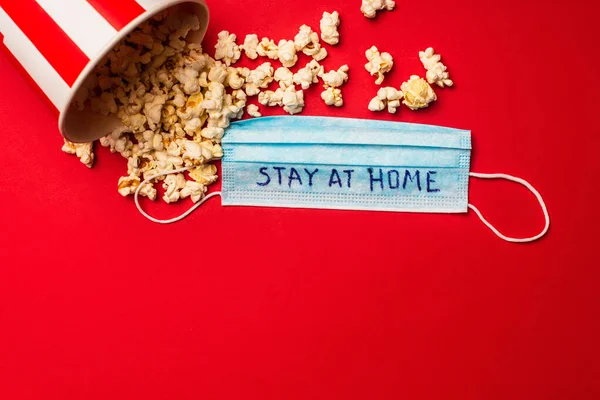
[220,116,471,214]
[135,116,549,243]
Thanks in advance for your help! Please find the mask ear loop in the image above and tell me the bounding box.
[134,166,222,224]
[468,172,550,243]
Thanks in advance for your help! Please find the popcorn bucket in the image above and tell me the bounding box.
[0,0,209,142]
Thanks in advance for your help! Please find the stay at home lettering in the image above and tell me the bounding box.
[256,167,440,192]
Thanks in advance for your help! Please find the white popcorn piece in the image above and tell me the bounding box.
[166,141,184,159]
[258,89,285,107]
[169,84,187,108]
[282,86,305,115]
[308,44,328,62]
[274,67,294,90]
[365,46,394,85]
[223,93,240,116]
[162,173,187,203]
[277,40,298,68]
[293,60,323,90]
[208,62,228,84]
[380,87,404,113]
[368,96,385,112]
[181,117,205,136]
[361,0,396,19]
[231,89,248,114]
[157,68,175,89]
[225,67,247,89]
[152,132,164,151]
[307,59,325,77]
[294,25,312,50]
[177,92,207,134]
[117,175,157,200]
[419,48,440,70]
[256,38,279,60]
[201,82,226,112]
[161,104,178,130]
[320,11,340,45]
[213,90,245,126]
[174,66,201,94]
[201,126,225,140]
[294,25,328,61]
[198,140,224,160]
[126,154,154,177]
[181,139,220,165]
[401,75,437,110]
[182,140,204,166]
[136,130,155,153]
[62,140,95,168]
[143,93,168,130]
[127,155,140,175]
[156,149,174,164]
[144,161,173,181]
[244,62,274,96]
[118,175,140,196]
[180,180,207,203]
[122,111,148,134]
[169,123,187,140]
[125,98,144,116]
[387,98,402,113]
[369,86,404,113]
[419,47,454,88]
[184,47,213,72]
[189,164,219,185]
[214,31,241,66]
[240,34,259,59]
[321,64,349,88]
[246,104,261,117]
[100,125,134,157]
[321,87,343,107]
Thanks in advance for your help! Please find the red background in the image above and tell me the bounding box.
[1,0,599,398]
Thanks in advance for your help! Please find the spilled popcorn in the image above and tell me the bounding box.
[62,7,456,207]
[63,10,230,203]
[61,9,346,204]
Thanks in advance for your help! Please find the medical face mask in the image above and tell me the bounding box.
[135,116,550,243]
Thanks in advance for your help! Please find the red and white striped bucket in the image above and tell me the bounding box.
[0,0,209,142]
